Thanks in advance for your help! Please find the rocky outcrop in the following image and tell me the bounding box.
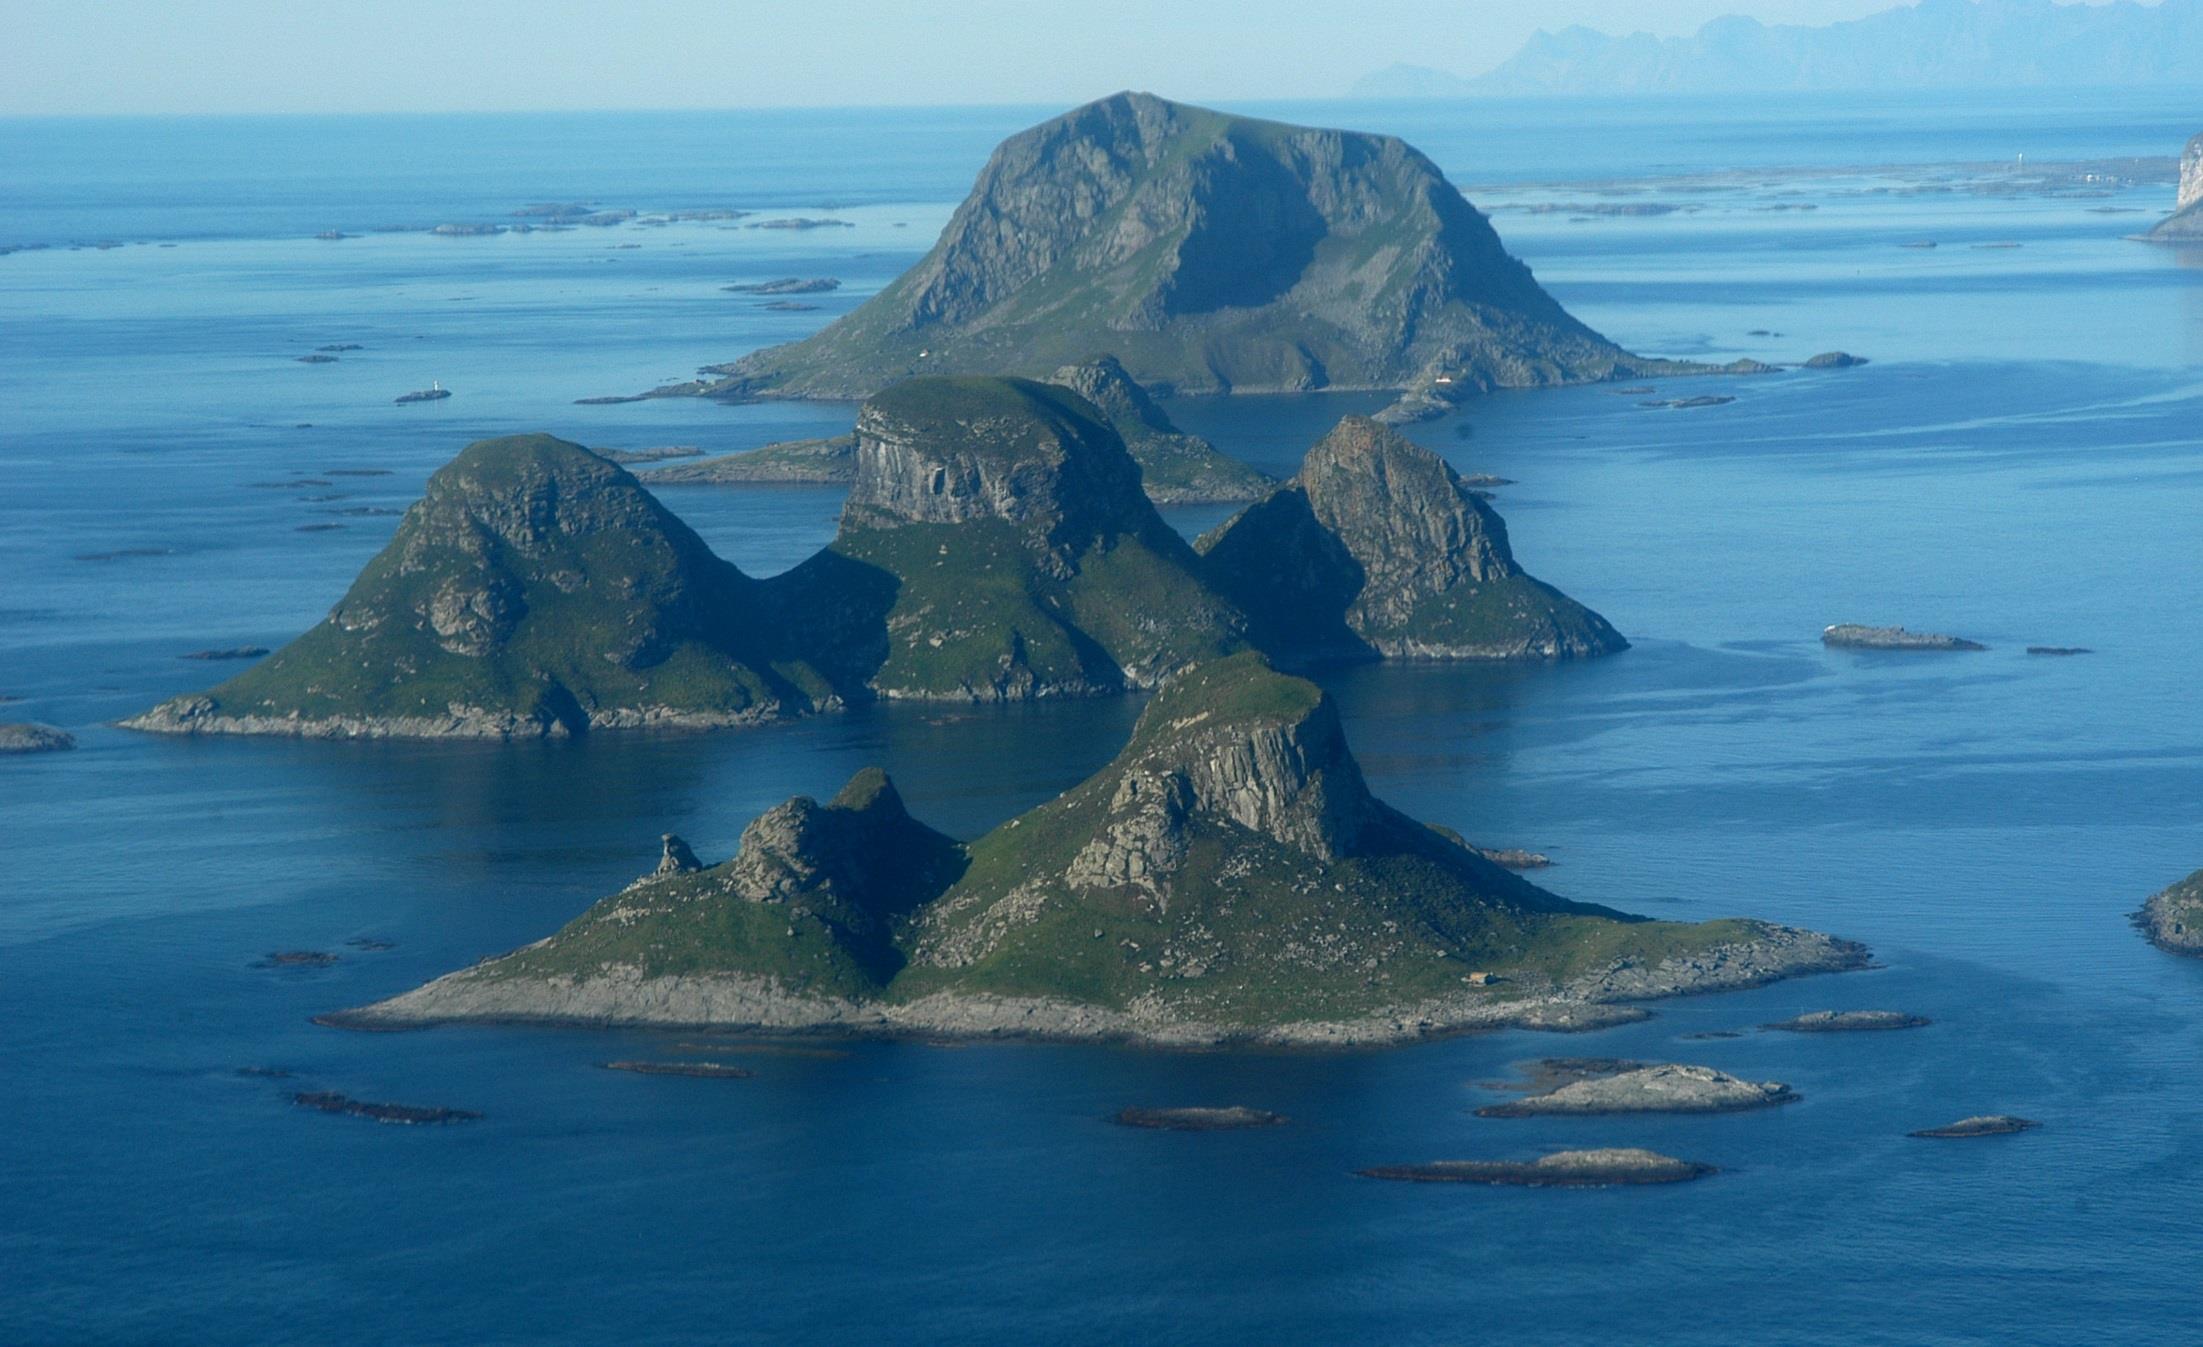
[337,653,1865,1044]
[640,435,856,484]
[690,93,1701,408]
[1047,356,1272,504]
[1475,1060,1794,1116]
[655,834,702,876]
[1803,351,1867,369]
[1112,1107,1287,1130]
[1822,625,1985,652]
[1358,1149,1714,1187]
[0,723,75,754]
[1909,1115,2038,1139]
[1198,417,1627,662]
[2135,870,2203,956]
[125,434,832,739]
[1764,1009,1929,1032]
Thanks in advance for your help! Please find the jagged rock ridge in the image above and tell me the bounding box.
[339,653,1865,1043]
[692,92,1662,405]
[1047,356,1272,503]
[1198,416,1627,662]
[128,382,1249,738]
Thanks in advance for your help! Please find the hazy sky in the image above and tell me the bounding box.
[0,0,2138,115]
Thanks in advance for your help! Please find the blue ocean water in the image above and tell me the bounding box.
[2,90,2201,1345]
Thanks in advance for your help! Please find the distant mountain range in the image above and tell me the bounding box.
[1354,0,2203,98]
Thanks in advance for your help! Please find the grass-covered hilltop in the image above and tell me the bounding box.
[1198,416,1627,662]
[125,434,841,738]
[335,654,1865,1043]
[129,381,1624,739]
[680,92,1724,417]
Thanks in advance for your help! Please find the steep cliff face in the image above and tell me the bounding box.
[1198,417,1627,662]
[698,92,1644,401]
[1047,356,1273,503]
[785,376,1247,701]
[348,652,1864,1039]
[2149,132,2203,240]
[126,435,827,738]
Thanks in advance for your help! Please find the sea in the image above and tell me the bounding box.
[2,89,2200,1346]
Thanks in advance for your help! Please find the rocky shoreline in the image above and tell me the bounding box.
[319,924,1867,1048]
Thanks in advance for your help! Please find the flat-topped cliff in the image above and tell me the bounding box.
[689,93,1667,405]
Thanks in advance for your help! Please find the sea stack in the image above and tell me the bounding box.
[690,92,1665,405]
[1197,416,1627,662]
[2147,133,2203,241]
[336,653,1865,1044]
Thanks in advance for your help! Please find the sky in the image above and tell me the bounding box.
[0,0,2141,115]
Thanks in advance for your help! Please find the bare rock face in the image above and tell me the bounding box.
[2136,870,2203,957]
[1198,417,1627,662]
[839,377,1155,556]
[2147,133,2203,241]
[699,92,1645,402]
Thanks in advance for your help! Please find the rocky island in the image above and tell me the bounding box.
[326,653,1864,1044]
[127,376,1629,739]
[2134,870,2203,957]
[1358,1149,1714,1187]
[1474,1058,1795,1116]
[1197,417,1627,662]
[1822,624,1985,652]
[1764,1010,1929,1032]
[677,93,1725,414]
[1908,1115,2038,1139]
[2145,133,2202,242]
[0,722,76,754]
[1112,1106,1288,1130]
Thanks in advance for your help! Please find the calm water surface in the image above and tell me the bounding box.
[2,92,2200,1346]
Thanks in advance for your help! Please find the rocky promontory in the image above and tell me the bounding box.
[641,435,858,484]
[330,653,1865,1045]
[1822,625,1985,652]
[1359,1149,1715,1187]
[1474,1059,1795,1116]
[1047,356,1272,504]
[2145,133,2203,242]
[1198,417,1627,662]
[2135,870,2203,956]
[687,93,1710,409]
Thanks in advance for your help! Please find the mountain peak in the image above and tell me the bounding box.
[699,97,1633,401]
